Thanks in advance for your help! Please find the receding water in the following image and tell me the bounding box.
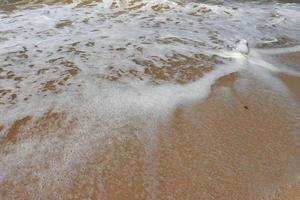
[0,0,300,199]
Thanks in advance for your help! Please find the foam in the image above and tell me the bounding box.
[1,0,300,198]
[0,0,299,148]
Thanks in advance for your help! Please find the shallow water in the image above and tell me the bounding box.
[0,0,300,199]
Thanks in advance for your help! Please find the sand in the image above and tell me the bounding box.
[69,52,300,199]
[64,64,300,199]
[279,52,300,69]
[1,1,300,199]
[1,53,300,199]
[155,73,300,199]
[280,74,300,102]
[278,52,300,101]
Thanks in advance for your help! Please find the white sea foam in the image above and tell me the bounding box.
[1,0,300,198]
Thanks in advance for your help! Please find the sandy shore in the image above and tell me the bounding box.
[279,52,300,69]
[1,53,300,200]
[1,1,300,199]
[69,52,300,199]
[279,52,300,101]
[155,72,300,200]
[79,72,300,200]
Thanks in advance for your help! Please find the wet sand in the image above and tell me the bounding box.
[69,52,300,199]
[155,73,300,200]
[280,74,300,102]
[1,54,300,199]
[279,52,300,69]
[64,67,300,199]
[279,52,300,101]
[1,1,300,199]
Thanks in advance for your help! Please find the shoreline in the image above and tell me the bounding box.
[1,50,300,199]
[155,69,300,199]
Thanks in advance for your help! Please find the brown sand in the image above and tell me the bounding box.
[279,52,300,69]
[280,74,300,102]
[1,54,300,200]
[278,51,300,101]
[62,71,300,200]
[156,75,300,200]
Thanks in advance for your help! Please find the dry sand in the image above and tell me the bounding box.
[1,53,300,200]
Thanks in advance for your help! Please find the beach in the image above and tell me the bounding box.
[0,0,300,199]
[1,51,300,200]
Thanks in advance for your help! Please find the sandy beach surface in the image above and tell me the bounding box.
[279,52,300,101]
[1,1,300,199]
[1,53,300,200]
